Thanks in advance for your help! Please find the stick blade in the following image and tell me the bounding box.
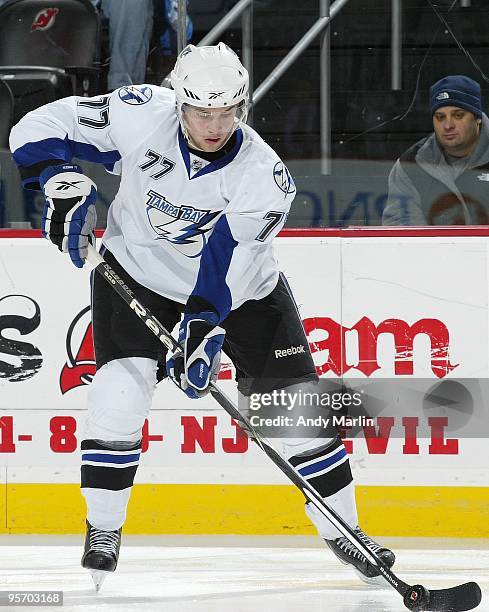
[427,581,482,612]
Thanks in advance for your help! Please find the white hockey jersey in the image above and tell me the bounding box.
[9,85,296,321]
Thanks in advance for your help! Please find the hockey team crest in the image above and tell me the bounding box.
[146,189,220,257]
[31,8,59,32]
[118,86,153,105]
[60,306,96,394]
[273,162,295,196]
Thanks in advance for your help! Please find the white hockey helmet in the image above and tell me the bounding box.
[171,43,249,136]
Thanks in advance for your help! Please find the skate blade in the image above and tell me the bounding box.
[89,569,109,592]
[354,568,390,588]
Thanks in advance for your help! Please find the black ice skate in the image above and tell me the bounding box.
[326,526,395,586]
[81,520,122,591]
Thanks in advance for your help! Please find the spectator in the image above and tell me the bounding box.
[160,0,193,57]
[382,75,489,225]
[150,0,193,83]
[99,0,154,90]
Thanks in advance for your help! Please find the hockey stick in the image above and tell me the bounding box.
[86,244,482,612]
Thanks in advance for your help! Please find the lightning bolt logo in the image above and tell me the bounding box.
[145,190,220,257]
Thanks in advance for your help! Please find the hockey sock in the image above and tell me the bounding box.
[288,437,358,539]
[81,438,142,531]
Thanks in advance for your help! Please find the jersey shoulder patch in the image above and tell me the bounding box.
[273,161,295,196]
[117,85,154,105]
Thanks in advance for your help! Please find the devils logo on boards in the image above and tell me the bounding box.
[60,306,95,394]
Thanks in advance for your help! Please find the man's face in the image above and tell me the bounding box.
[432,106,481,157]
[182,104,238,152]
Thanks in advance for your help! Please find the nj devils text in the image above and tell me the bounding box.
[0,415,459,455]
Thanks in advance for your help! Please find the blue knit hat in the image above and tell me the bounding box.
[430,75,482,118]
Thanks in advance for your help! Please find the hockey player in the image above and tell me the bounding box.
[9,43,394,589]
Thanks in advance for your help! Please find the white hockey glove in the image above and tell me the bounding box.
[40,164,97,268]
[167,312,225,399]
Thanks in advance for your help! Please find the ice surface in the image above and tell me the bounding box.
[0,536,487,611]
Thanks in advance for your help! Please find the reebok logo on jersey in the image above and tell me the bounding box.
[274,345,306,359]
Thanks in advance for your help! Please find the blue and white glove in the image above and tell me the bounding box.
[167,312,225,399]
[40,164,97,268]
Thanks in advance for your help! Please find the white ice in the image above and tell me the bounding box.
[0,536,487,611]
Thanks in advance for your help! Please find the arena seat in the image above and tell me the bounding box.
[0,0,100,123]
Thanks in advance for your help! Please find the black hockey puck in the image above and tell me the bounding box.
[403,585,430,611]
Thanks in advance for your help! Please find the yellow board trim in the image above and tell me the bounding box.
[1,484,489,536]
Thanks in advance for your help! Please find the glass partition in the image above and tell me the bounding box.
[1,0,488,227]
